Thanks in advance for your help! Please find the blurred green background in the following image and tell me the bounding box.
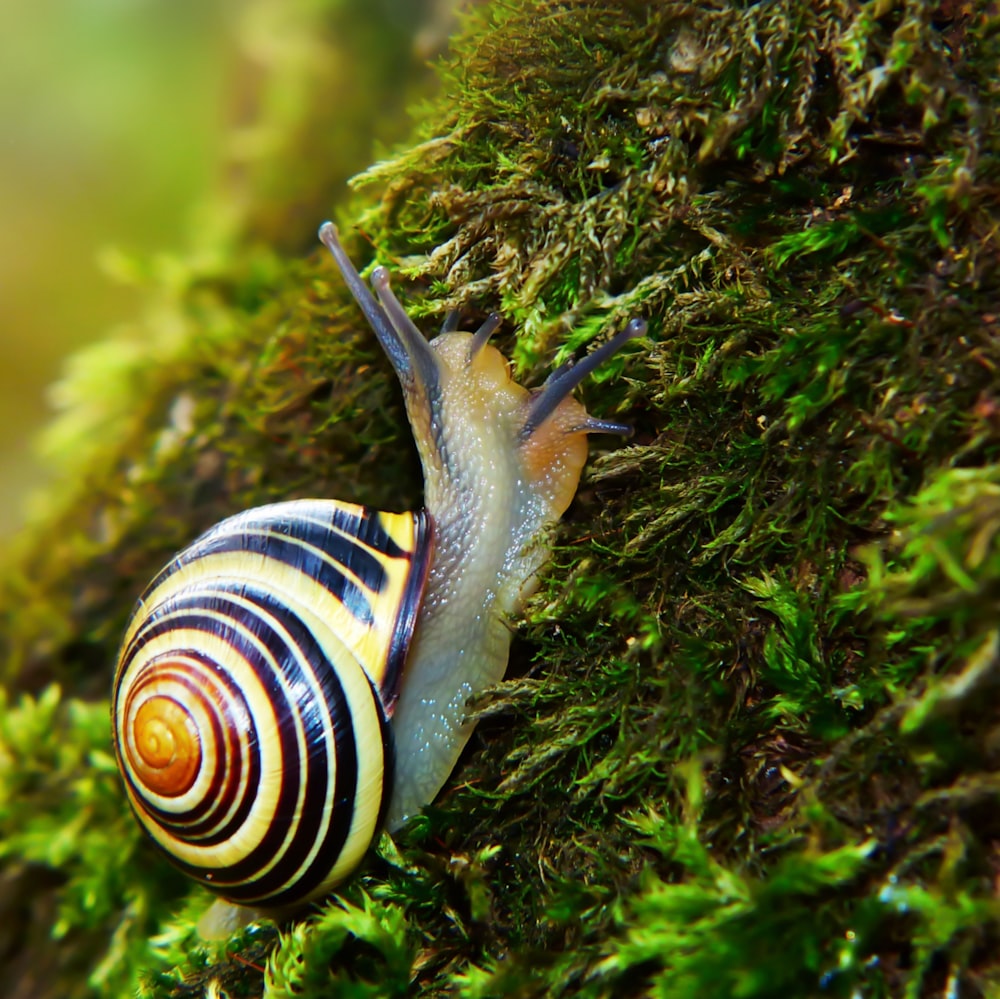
[0,0,441,539]
[0,0,237,536]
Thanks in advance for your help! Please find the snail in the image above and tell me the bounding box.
[112,221,645,925]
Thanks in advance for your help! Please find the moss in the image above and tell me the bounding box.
[2,0,1000,996]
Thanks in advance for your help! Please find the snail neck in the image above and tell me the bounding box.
[384,473,557,829]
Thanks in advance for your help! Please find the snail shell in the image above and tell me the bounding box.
[114,501,430,908]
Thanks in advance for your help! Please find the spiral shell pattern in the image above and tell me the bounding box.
[112,499,431,909]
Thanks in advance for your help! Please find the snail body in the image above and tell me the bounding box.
[112,222,644,915]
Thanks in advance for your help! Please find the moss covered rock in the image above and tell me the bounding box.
[2,1,999,996]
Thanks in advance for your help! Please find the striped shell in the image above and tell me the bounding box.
[112,499,431,909]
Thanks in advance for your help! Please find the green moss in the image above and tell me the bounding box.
[0,686,183,996]
[2,0,1000,996]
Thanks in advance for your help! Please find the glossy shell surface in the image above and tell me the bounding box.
[113,499,431,908]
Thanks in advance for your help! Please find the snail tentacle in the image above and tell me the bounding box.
[318,222,439,395]
[467,312,502,362]
[519,318,647,442]
[440,310,462,334]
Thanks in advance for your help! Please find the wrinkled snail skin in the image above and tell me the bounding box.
[112,219,645,919]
